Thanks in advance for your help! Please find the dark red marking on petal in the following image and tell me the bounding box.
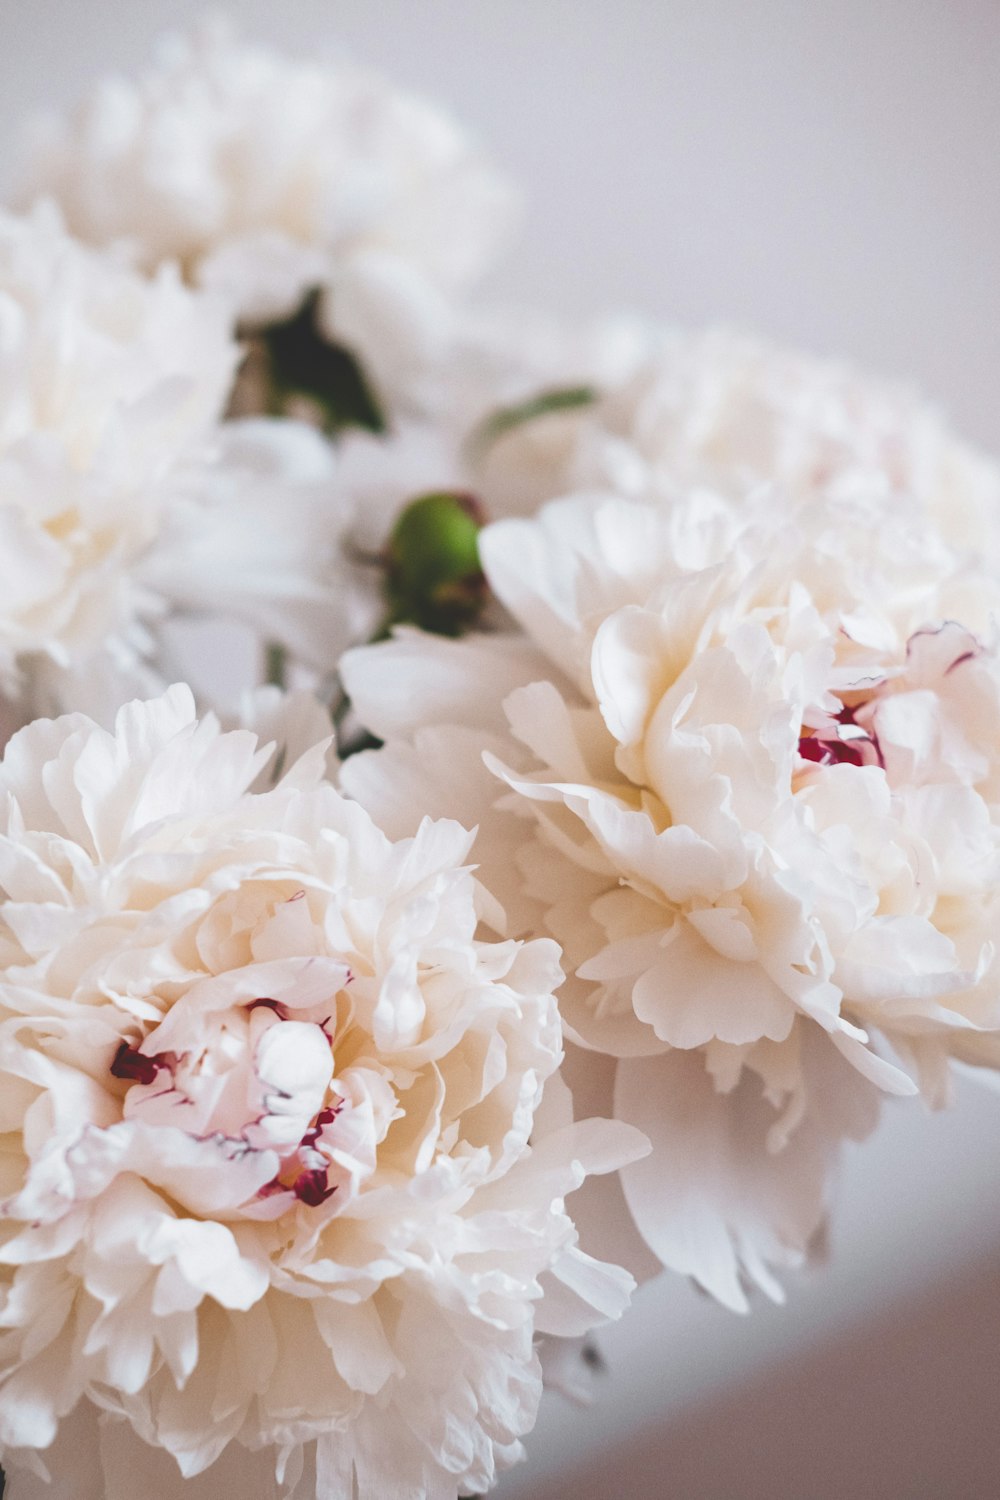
[797,731,866,768]
[293,1168,336,1207]
[248,998,289,1018]
[798,695,884,770]
[111,1042,168,1086]
[301,1104,339,1150]
[258,1176,288,1198]
[907,621,982,656]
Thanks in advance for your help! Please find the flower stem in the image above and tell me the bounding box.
[264,641,287,690]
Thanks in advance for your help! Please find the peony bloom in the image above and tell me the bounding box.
[341,484,1000,1311]
[0,202,351,722]
[136,416,351,683]
[468,325,1000,549]
[0,201,235,687]
[18,21,517,416]
[0,687,641,1498]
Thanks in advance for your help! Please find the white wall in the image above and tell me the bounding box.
[4,0,999,449]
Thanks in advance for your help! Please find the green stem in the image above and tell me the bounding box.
[264,641,288,690]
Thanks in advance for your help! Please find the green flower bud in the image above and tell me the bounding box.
[385,492,487,636]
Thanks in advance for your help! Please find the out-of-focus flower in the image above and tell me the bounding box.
[18,21,518,418]
[138,416,348,677]
[0,203,352,723]
[0,687,642,1498]
[0,201,235,692]
[342,484,1000,1310]
[467,325,1000,549]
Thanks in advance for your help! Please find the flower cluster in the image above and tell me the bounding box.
[0,201,232,688]
[467,324,1000,549]
[20,20,517,417]
[2,18,1000,1500]
[0,202,348,723]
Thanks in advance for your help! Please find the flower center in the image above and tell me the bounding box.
[259,1103,342,1207]
[110,993,341,1212]
[797,702,880,768]
[110,1040,177,1086]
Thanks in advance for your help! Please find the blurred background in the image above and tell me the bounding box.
[4,3,1000,1495]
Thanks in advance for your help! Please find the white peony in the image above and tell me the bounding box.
[0,202,354,723]
[341,484,1000,1311]
[18,21,518,414]
[0,201,235,688]
[138,416,351,679]
[468,325,1000,549]
[0,687,641,1499]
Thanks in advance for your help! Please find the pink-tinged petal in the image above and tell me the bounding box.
[561,975,671,1059]
[12,1120,278,1224]
[827,1030,918,1094]
[503,680,604,782]
[147,956,350,1044]
[341,725,504,841]
[245,1020,333,1151]
[632,919,795,1049]
[481,495,685,683]
[340,628,551,740]
[535,1245,635,1337]
[644,638,795,839]
[0,1336,79,1449]
[582,793,735,902]
[314,1296,402,1395]
[615,1050,835,1312]
[591,606,680,748]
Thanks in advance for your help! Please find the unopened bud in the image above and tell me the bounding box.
[385,492,487,636]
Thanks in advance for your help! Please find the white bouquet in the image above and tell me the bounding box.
[1,19,998,1500]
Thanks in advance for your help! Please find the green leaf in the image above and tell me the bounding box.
[472,382,598,451]
[260,290,386,436]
